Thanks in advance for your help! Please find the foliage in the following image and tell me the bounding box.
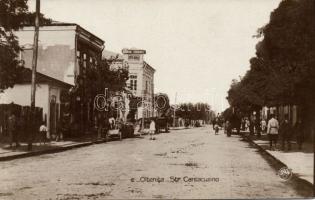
[175,102,212,121]
[97,59,129,93]
[155,93,170,117]
[227,0,315,115]
[0,0,28,91]
[0,0,52,91]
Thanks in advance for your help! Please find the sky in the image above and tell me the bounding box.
[28,0,281,112]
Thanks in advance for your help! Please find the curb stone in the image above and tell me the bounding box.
[0,139,109,162]
[241,134,314,191]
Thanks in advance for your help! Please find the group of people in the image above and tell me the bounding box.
[216,113,306,151]
[6,111,48,148]
[266,114,305,151]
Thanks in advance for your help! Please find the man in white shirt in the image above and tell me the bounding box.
[261,119,267,132]
[267,114,279,150]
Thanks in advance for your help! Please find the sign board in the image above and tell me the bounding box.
[122,49,146,54]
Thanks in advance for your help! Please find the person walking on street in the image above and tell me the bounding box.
[39,122,48,145]
[261,118,267,134]
[8,112,20,148]
[245,118,250,131]
[96,113,104,140]
[226,120,232,137]
[294,119,304,150]
[213,118,220,135]
[267,114,279,150]
[279,115,292,151]
[149,119,156,140]
[249,114,255,136]
[56,120,64,142]
[103,116,109,142]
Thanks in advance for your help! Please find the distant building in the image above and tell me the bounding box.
[122,48,156,119]
[0,23,104,137]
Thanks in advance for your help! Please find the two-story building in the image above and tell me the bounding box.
[121,48,155,119]
[0,22,104,138]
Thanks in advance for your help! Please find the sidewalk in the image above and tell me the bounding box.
[0,136,108,161]
[243,132,314,185]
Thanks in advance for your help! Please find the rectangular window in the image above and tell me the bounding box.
[83,53,87,68]
[129,80,133,90]
[134,80,137,91]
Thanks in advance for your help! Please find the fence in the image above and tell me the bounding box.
[0,103,43,143]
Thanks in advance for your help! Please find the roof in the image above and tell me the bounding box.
[22,22,104,46]
[17,68,72,88]
[144,61,156,72]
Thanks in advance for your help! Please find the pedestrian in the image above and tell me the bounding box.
[267,114,279,150]
[241,118,246,131]
[226,120,232,137]
[294,119,304,150]
[223,120,228,134]
[261,118,267,134]
[249,115,255,136]
[103,116,109,141]
[245,118,250,131]
[279,115,292,151]
[96,113,104,140]
[39,122,48,145]
[213,118,220,135]
[109,117,115,130]
[56,120,64,142]
[7,111,20,148]
[149,119,156,140]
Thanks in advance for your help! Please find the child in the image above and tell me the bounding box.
[149,119,156,140]
[39,122,48,145]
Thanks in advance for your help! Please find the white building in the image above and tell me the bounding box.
[103,48,156,120]
[121,48,155,119]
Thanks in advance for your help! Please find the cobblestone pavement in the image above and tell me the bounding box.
[0,126,312,199]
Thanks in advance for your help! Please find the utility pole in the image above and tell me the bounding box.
[173,92,177,127]
[28,0,40,151]
[141,90,145,131]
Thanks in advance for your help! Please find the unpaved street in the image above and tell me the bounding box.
[0,126,310,199]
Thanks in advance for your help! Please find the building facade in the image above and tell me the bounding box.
[122,48,155,119]
[0,23,105,137]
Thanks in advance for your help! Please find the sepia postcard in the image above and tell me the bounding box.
[0,0,314,199]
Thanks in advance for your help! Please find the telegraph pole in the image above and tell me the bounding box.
[28,0,40,151]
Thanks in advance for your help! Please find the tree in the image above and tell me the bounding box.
[154,93,170,117]
[227,0,315,110]
[256,0,315,107]
[0,0,28,91]
[0,0,52,91]
[227,0,315,138]
[175,102,212,122]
